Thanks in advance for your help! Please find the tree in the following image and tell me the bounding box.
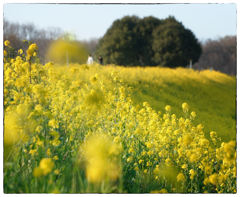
[3,18,63,63]
[95,15,140,66]
[95,15,201,68]
[193,36,236,75]
[135,16,162,66]
[82,38,100,59]
[152,16,202,68]
[95,15,162,66]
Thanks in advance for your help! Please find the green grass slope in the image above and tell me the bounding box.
[114,67,236,144]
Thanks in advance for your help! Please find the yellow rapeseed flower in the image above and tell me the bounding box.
[177,172,186,182]
[27,43,38,57]
[203,177,209,185]
[52,138,61,146]
[191,111,196,118]
[218,174,226,184]
[150,188,168,193]
[39,158,54,175]
[33,166,43,177]
[29,149,37,156]
[111,70,117,77]
[90,76,97,84]
[84,89,104,108]
[165,158,171,166]
[189,169,195,180]
[165,105,171,111]
[134,166,139,171]
[181,164,188,169]
[139,159,144,164]
[82,133,121,183]
[159,188,168,193]
[128,147,135,153]
[29,43,38,50]
[18,49,23,54]
[182,134,193,146]
[204,165,212,174]
[53,156,59,160]
[127,156,134,163]
[210,131,218,138]
[47,148,51,156]
[153,167,160,175]
[223,141,236,162]
[4,40,11,47]
[182,103,189,112]
[209,173,218,185]
[54,169,60,175]
[189,153,198,163]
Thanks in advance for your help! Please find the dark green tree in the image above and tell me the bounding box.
[152,16,202,68]
[95,15,140,66]
[135,16,162,66]
[95,15,201,68]
[95,15,162,66]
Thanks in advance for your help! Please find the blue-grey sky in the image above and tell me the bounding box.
[2,3,238,42]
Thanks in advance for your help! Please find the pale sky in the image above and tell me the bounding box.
[2,2,237,42]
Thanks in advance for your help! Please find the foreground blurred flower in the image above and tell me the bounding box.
[81,133,122,183]
[4,109,28,161]
[33,167,43,177]
[40,158,54,175]
[209,173,218,185]
[33,158,54,177]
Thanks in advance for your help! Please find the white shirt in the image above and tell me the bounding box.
[87,56,94,65]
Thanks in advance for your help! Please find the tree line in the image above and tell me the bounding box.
[3,17,236,75]
[3,18,62,63]
[193,36,236,75]
[3,18,98,64]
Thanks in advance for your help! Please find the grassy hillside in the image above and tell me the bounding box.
[89,65,236,144]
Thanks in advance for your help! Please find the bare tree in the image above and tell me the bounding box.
[81,38,100,58]
[193,36,236,75]
[3,19,63,63]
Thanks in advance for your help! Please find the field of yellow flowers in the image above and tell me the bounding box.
[113,66,236,145]
[4,40,236,193]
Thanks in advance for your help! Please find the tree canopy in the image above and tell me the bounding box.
[95,15,140,66]
[95,15,202,68]
[152,16,202,68]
